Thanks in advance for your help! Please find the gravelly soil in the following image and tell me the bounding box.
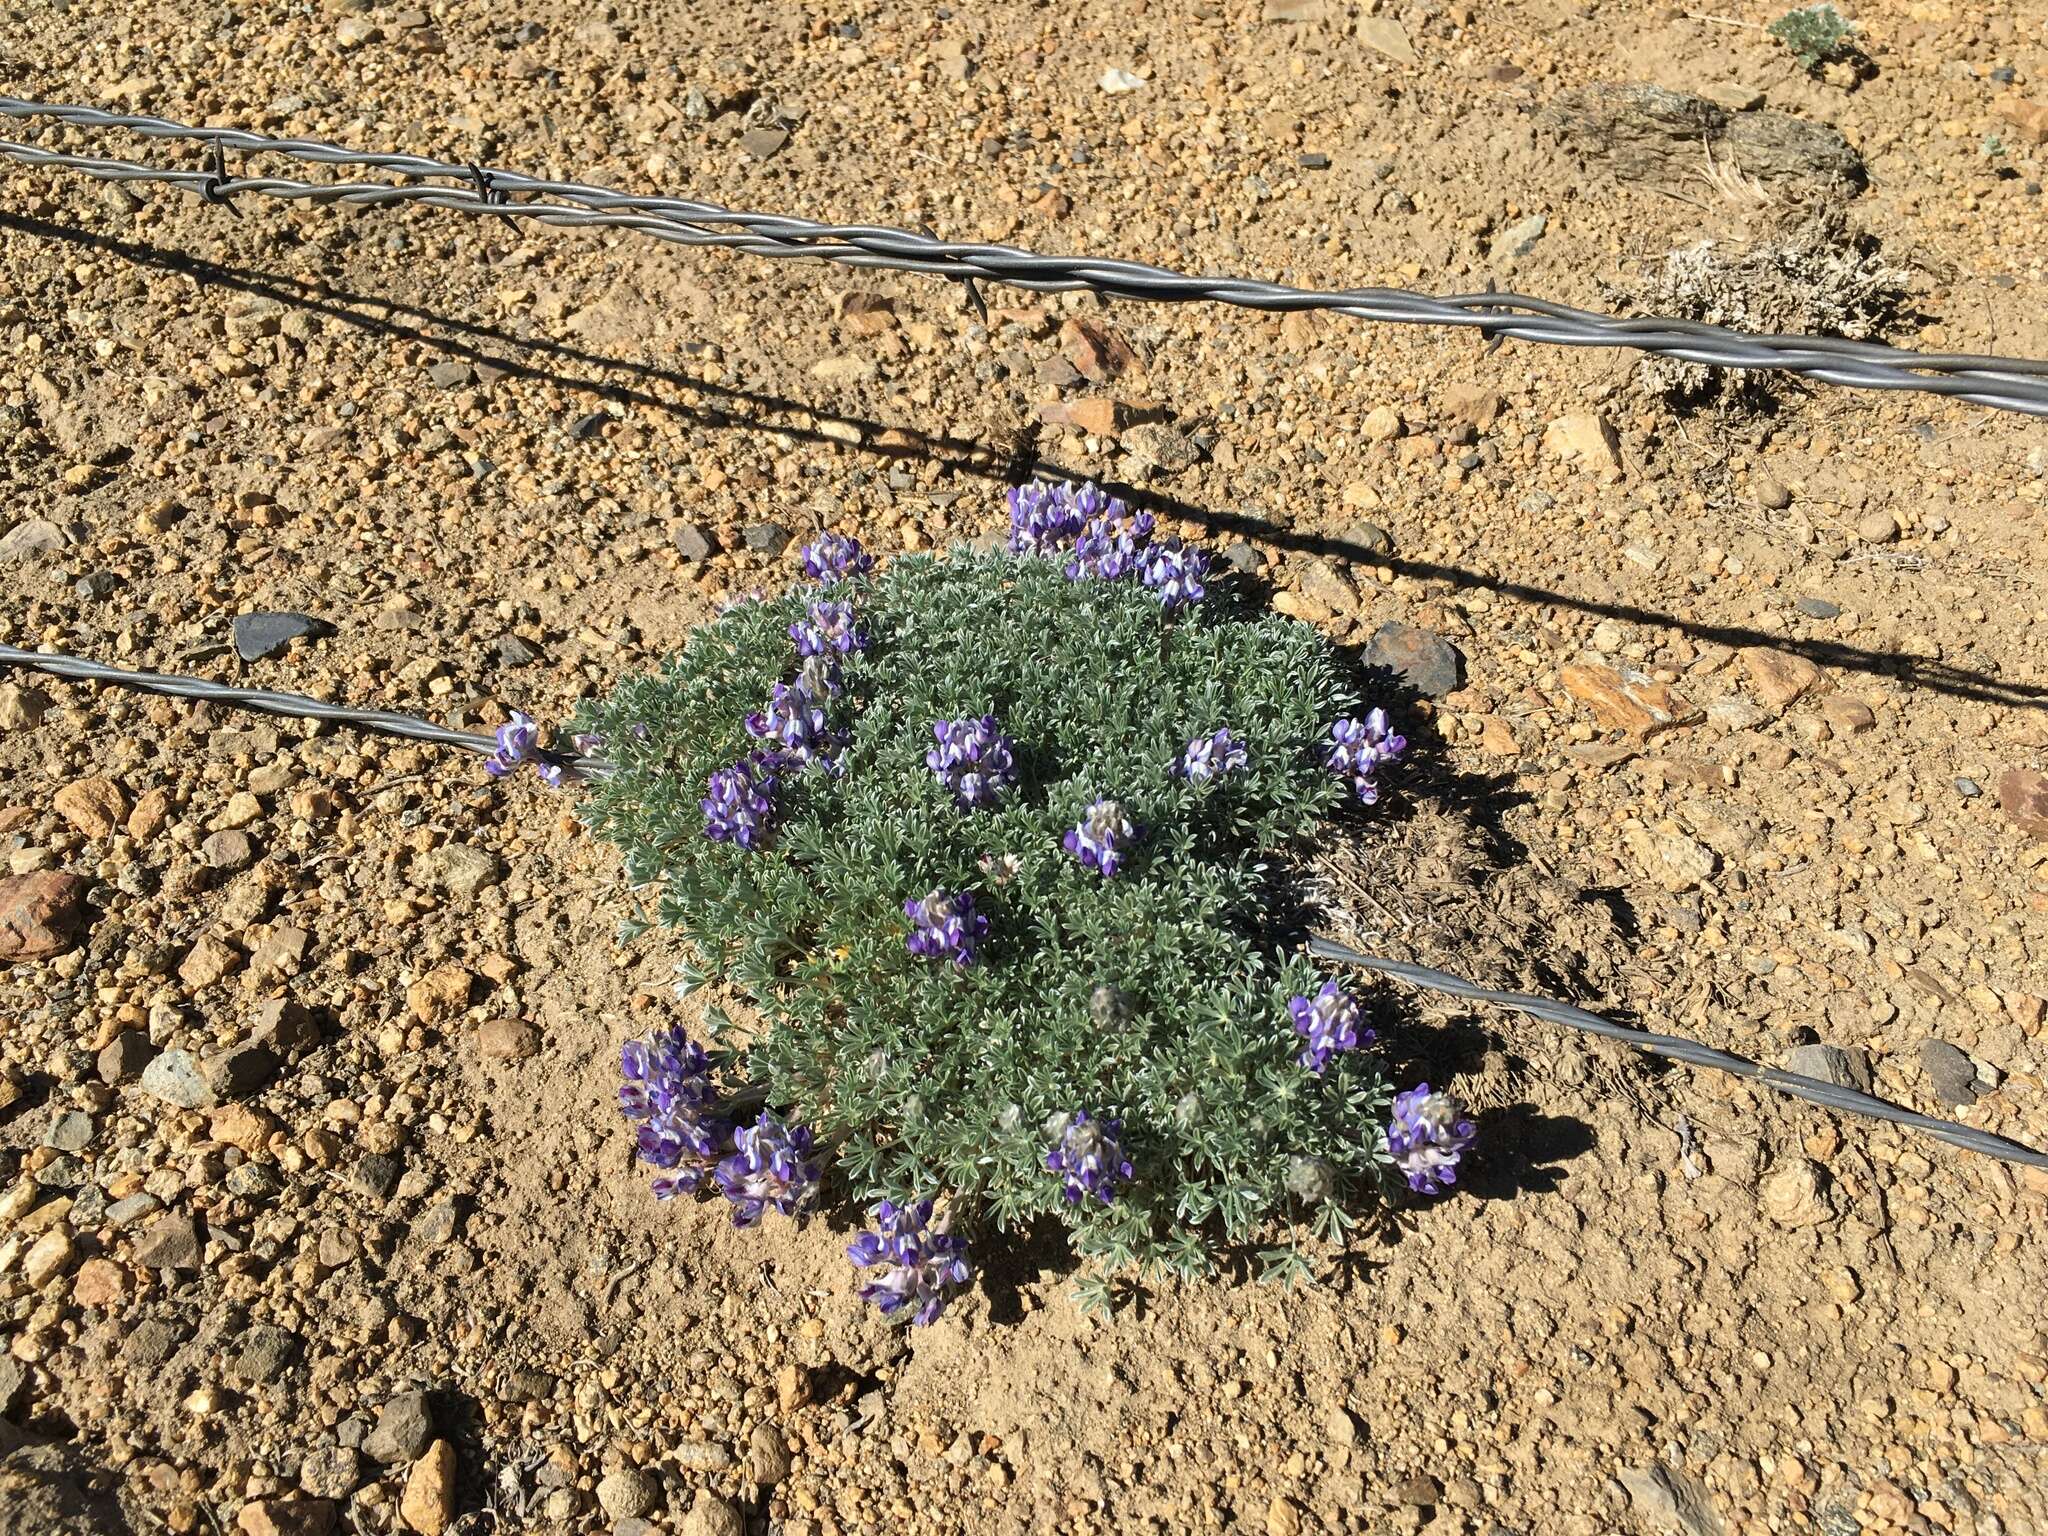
[3,1,2047,1534]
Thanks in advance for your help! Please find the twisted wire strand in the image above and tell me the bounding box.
[0,644,607,778]
[1307,938,2048,1172]
[4,97,2048,417]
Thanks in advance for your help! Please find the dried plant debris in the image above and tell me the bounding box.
[1615,209,1910,407]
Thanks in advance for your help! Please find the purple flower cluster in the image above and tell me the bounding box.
[1045,1111,1134,1206]
[1177,728,1249,784]
[801,532,874,584]
[620,1029,727,1198]
[746,678,842,771]
[1288,980,1372,1074]
[701,753,783,849]
[1139,539,1209,610]
[1382,1084,1476,1196]
[716,1111,821,1227]
[1326,708,1408,805]
[847,1198,974,1326]
[1006,481,1096,555]
[926,715,1019,809]
[904,888,989,968]
[791,600,867,657]
[1065,503,1156,582]
[1064,797,1138,878]
[483,710,567,788]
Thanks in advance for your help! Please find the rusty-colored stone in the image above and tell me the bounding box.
[1560,663,1699,737]
[0,871,93,961]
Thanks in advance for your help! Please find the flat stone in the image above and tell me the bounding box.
[1560,663,1700,738]
[348,1154,403,1203]
[681,1492,745,1536]
[1498,212,1547,256]
[1782,1043,1872,1093]
[44,1110,93,1152]
[121,1317,183,1367]
[1543,412,1623,476]
[203,829,257,870]
[1060,318,1139,384]
[0,1358,23,1417]
[233,612,330,662]
[493,634,538,668]
[1739,647,1826,713]
[105,1192,162,1228]
[1361,622,1462,697]
[1394,1473,1443,1506]
[249,997,320,1058]
[134,1211,205,1269]
[739,126,789,161]
[365,1392,435,1466]
[180,933,243,989]
[0,684,48,731]
[1794,596,1840,619]
[0,518,68,560]
[1918,1039,1978,1105]
[140,1049,215,1110]
[425,361,473,390]
[0,871,93,961]
[1998,768,2048,840]
[1625,824,1718,893]
[1356,15,1418,64]
[742,521,790,555]
[747,1422,791,1485]
[476,1017,538,1061]
[299,1447,363,1501]
[1296,559,1360,615]
[23,1226,75,1288]
[675,522,719,562]
[239,1498,339,1536]
[1819,696,1875,735]
[225,1325,300,1385]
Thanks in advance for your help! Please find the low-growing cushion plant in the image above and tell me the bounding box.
[554,482,1473,1321]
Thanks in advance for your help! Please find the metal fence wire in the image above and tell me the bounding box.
[5,95,2048,417]
[3,641,2043,1175]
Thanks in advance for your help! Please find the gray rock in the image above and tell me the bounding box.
[596,1467,661,1521]
[300,1444,364,1500]
[1782,1044,1872,1094]
[1498,213,1547,256]
[0,1356,24,1418]
[121,1320,184,1369]
[203,1041,282,1100]
[133,1211,204,1269]
[248,997,319,1059]
[74,570,120,600]
[674,523,719,562]
[681,1492,745,1536]
[671,1441,733,1472]
[139,1049,214,1110]
[411,1200,463,1249]
[493,634,538,668]
[426,361,474,390]
[1918,1039,1978,1105]
[225,1162,284,1199]
[348,1153,402,1202]
[43,1111,93,1153]
[1618,1461,1725,1536]
[742,521,790,554]
[233,612,329,662]
[1794,596,1841,619]
[1542,83,1864,192]
[364,1392,435,1466]
[105,1192,161,1228]
[202,830,256,870]
[225,1325,300,1385]
[1362,622,1463,697]
[747,1422,791,1485]
[740,126,789,160]
[97,1030,158,1085]
[1343,520,1395,557]
[1221,541,1263,574]
[33,1153,84,1189]
[0,519,68,561]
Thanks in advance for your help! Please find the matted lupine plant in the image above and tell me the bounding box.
[566,480,1472,1320]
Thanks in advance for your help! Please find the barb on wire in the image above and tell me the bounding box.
[1307,937,2048,1173]
[0,644,607,781]
[2,95,2047,418]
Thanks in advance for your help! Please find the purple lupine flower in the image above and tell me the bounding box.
[1140,539,1209,610]
[483,711,541,778]
[572,731,606,755]
[1064,502,1155,582]
[619,1028,726,1198]
[1006,482,1088,556]
[904,888,990,968]
[702,758,778,848]
[926,715,1019,809]
[1178,728,1249,784]
[1382,1084,1476,1196]
[1326,708,1408,805]
[846,1198,974,1326]
[800,532,874,584]
[746,680,841,770]
[1063,797,1137,878]
[790,599,868,657]
[715,1111,820,1226]
[1288,980,1372,1073]
[1044,1110,1134,1205]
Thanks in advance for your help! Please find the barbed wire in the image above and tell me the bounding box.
[1308,939,2048,1172]
[5,95,2048,418]
[3,641,2039,1173]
